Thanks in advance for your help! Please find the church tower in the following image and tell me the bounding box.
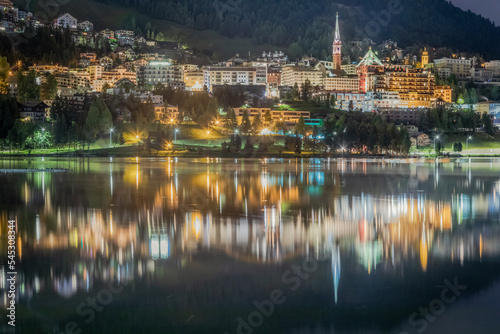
[332,12,342,71]
[421,48,429,68]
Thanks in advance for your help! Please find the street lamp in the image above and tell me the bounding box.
[175,129,179,144]
[41,128,45,149]
[466,136,472,149]
[434,135,440,153]
[109,128,114,147]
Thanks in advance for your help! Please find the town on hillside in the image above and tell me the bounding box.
[1,3,500,156]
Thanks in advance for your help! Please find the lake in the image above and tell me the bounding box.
[1,157,500,334]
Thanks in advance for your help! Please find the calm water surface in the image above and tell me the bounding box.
[1,157,500,334]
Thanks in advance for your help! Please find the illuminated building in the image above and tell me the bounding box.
[470,67,495,83]
[54,13,77,30]
[90,67,137,91]
[98,28,115,39]
[421,48,429,68]
[0,0,13,9]
[203,66,257,92]
[138,62,185,90]
[233,107,310,124]
[324,77,359,92]
[154,105,180,123]
[77,20,94,32]
[433,57,472,79]
[331,92,367,111]
[484,60,500,75]
[476,101,500,128]
[183,69,204,91]
[356,48,384,93]
[281,64,324,88]
[381,67,435,95]
[434,85,453,103]
[267,67,281,98]
[17,101,49,121]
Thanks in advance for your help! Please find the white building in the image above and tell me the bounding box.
[484,60,500,75]
[203,66,257,92]
[470,67,495,83]
[332,92,368,111]
[324,76,359,92]
[77,20,94,32]
[138,62,184,89]
[281,64,323,88]
[54,13,77,30]
[433,58,472,79]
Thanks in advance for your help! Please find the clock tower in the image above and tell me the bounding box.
[332,12,342,71]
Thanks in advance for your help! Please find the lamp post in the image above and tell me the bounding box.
[109,128,114,147]
[466,136,472,149]
[41,128,45,150]
[175,129,179,144]
[136,135,140,155]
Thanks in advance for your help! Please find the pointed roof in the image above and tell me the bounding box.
[357,47,383,67]
[334,12,341,43]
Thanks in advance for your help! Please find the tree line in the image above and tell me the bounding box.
[94,0,500,60]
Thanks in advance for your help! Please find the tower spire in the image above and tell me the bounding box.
[332,12,342,71]
[334,12,341,43]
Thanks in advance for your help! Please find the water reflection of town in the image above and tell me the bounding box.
[2,159,500,308]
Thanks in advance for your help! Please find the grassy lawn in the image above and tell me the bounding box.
[443,133,500,150]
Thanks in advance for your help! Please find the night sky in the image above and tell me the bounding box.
[450,0,500,25]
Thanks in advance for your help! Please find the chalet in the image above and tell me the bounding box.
[77,20,94,32]
[18,101,49,121]
[54,13,77,30]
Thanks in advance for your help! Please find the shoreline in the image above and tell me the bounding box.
[1,152,499,159]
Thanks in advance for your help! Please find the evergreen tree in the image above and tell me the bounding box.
[225,108,238,130]
[491,85,500,101]
[295,116,308,136]
[41,73,58,100]
[17,70,40,103]
[301,79,311,101]
[84,98,113,145]
[482,113,494,136]
[263,110,272,124]
[468,88,478,105]
[252,113,262,134]
[240,110,251,133]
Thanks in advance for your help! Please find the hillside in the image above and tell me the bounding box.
[13,0,281,59]
[15,0,500,60]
